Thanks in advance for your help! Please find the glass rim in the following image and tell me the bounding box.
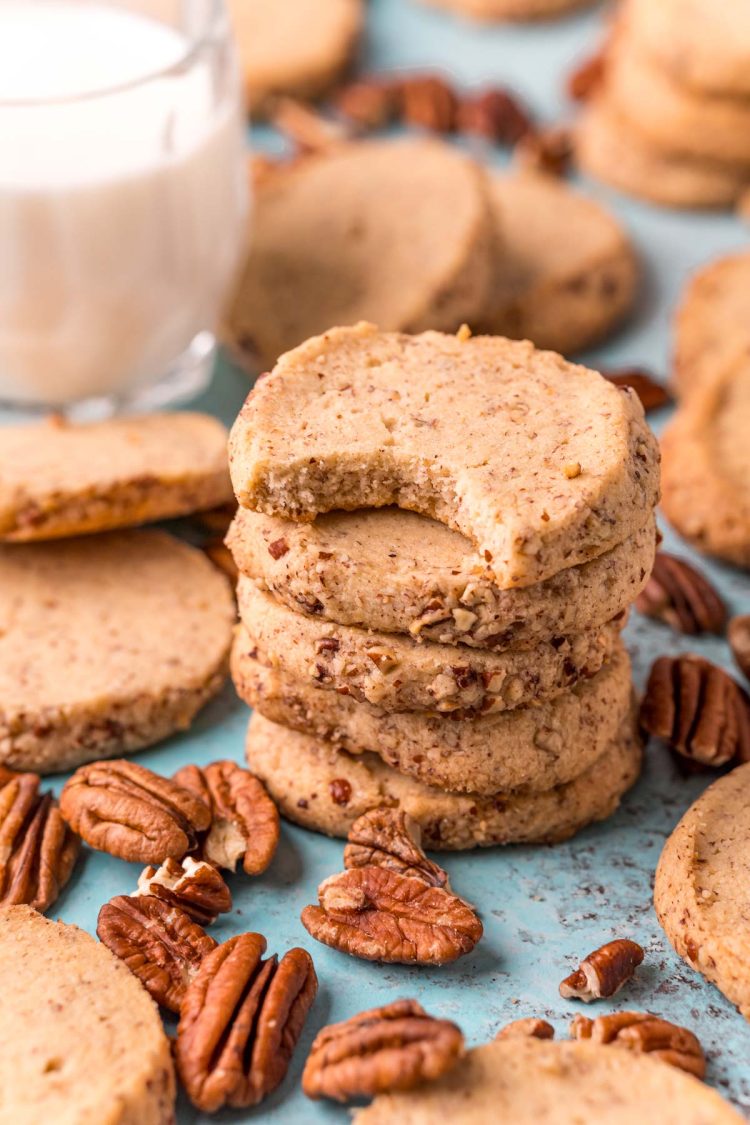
[0,0,227,108]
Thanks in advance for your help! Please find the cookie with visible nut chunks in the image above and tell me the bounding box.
[229,325,659,590]
[0,906,175,1123]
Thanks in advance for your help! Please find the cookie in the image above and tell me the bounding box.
[229,324,659,590]
[673,252,750,397]
[245,710,641,848]
[660,362,750,567]
[0,531,235,773]
[625,0,750,99]
[0,412,232,542]
[577,99,750,209]
[655,762,750,1020]
[0,906,175,1123]
[225,142,495,369]
[479,172,638,355]
[420,0,595,21]
[232,632,633,795]
[227,0,363,116]
[228,508,656,650]
[353,1037,743,1124]
[237,578,623,715]
[606,36,750,167]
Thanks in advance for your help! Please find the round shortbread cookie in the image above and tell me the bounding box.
[353,1038,743,1124]
[606,36,750,168]
[227,0,363,116]
[479,172,638,355]
[420,0,595,21]
[225,142,495,370]
[231,631,633,795]
[625,0,750,99]
[0,906,175,1124]
[673,252,750,397]
[245,710,641,848]
[577,99,750,209]
[229,324,659,590]
[661,363,750,568]
[228,508,656,650]
[0,412,232,543]
[237,578,623,716]
[655,763,750,1021]
[0,531,235,773]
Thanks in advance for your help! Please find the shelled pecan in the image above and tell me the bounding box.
[302,998,464,1102]
[636,553,726,635]
[567,51,606,101]
[0,769,79,912]
[173,760,279,875]
[344,807,449,889]
[640,655,750,767]
[401,75,459,133]
[570,1011,706,1079]
[515,125,574,178]
[59,759,210,864]
[602,368,672,413]
[457,88,533,144]
[495,1017,555,1041]
[97,893,217,1012]
[559,939,644,1002]
[176,932,317,1112]
[729,615,750,682]
[301,865,482,965]
[136,856,232,925]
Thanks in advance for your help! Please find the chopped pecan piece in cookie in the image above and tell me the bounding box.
[344,807,450,890]
[570,1011,706,1079]
[176,932,317,1112]
[636,553,726,635]
[301,866,482,965]
[59,759,210,864]
[302,998,464,1103]
[136,856,232,925]
[0,769,79,912]
[495,1017,555,1041]
[603,368,672,413]
[729,614,750,683]
[173,760,279,875]
[640,655,750,767]
[559,939,644,1002]
[97,893,217,1012]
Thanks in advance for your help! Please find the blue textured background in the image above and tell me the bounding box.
[25,0,750,1119]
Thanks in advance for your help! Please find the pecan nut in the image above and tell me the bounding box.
[729,614,750,682]
[175,933,317,1112]
[0,769,79,912]
[495,1017,555,1041]
[636,553,726,635]
[456,88,533,143]
[136,856,232,925]
[603,368,672,413]
[640,655,750,767]
[570,1011,706,1079]
[173,760,279,875]
[60,759,210,864]
[97,893,217,1012]
[344,807,450,890]
[514,126,574,178]
[301,866,483,965]
[567,51,606,101]
[401,75,459,133]
[302,998,464,1103]
[559,939,644,1002]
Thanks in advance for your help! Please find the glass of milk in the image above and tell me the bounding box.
[0,0,248,411]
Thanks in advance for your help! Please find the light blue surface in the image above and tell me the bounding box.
[17,0,750,1119]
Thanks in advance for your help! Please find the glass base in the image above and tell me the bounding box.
[0,332,217,423]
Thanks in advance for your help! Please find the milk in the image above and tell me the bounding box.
[0,0,247,405]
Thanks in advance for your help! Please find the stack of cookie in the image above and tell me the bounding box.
[577,0,750,209]
[228,324,660,850]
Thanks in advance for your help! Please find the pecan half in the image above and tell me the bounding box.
[60,760,210,864]
[173,760,279,875]
[640,655,750,767]
[457,88,534,144]
[603,368,672,413]
[0,770,79,912]
[344,807,449,890]
[97,894,217,1012]
[559,939,644,1002]
[567,51,606,101]
[301,866,482,965]
[636,553,726,635]
[176,933,317,1112]
[401,75,458,133]
[136,856,232,925]
[729,615,750,683]
[515,125,574,178]
[302,998,463,1103]
[495,1017,555,1041]
[570,1011,706,1079]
